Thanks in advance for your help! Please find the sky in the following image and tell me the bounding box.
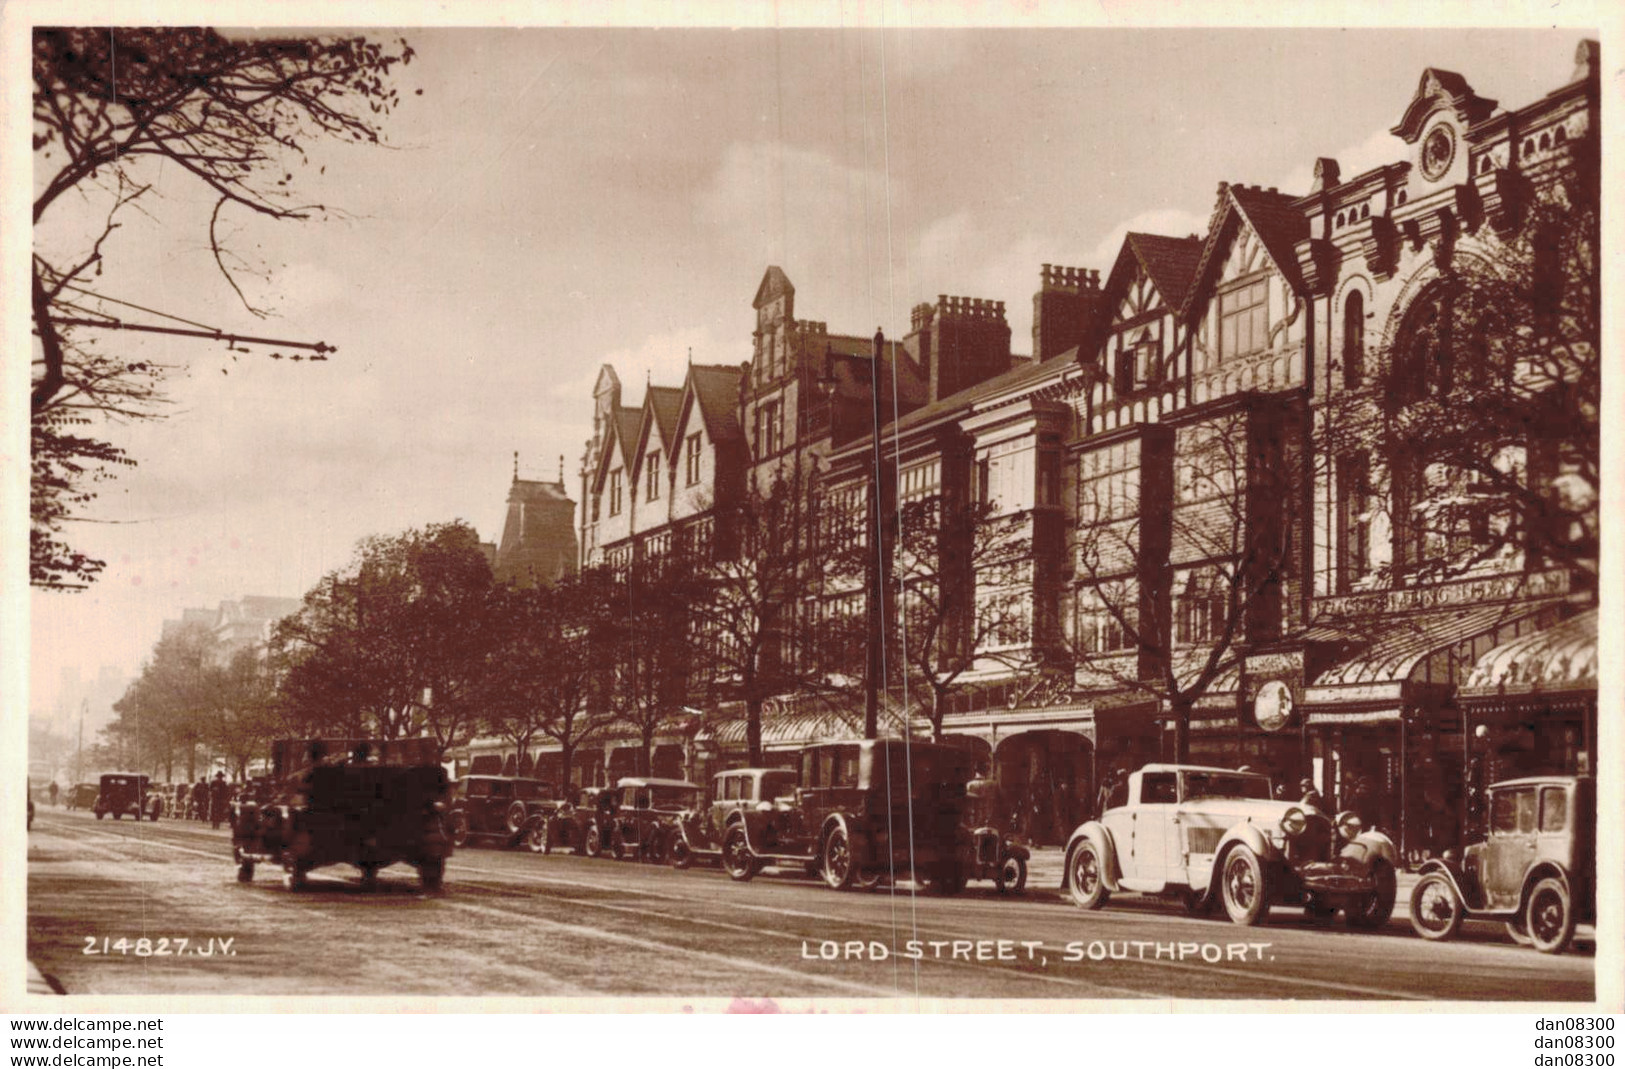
[15,14,1599,724]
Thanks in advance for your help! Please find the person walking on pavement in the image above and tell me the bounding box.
[48,781,59,808]
[209,771,231,829]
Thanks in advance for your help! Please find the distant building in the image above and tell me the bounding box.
[494,466,578,587]
[162,595,301,665]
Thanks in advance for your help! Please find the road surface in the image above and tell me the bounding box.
[26,806,1594,1001]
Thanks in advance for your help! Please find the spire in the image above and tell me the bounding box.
[558,455,564,483]
[513,451,519,481]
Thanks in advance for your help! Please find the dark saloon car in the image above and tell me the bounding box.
[66,783,99,811]
[527,786,607,855]
[1410,774,1594,953]
[447,776,562,849]
[719,740,976,892]
[93,773,153,821]
[600,777,703,863]
[231,738,453,892]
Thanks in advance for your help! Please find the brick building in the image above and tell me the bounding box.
[546,41,1597,848]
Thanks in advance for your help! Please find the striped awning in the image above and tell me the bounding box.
[1460,608,1597,698]
[1308,600,1565,691]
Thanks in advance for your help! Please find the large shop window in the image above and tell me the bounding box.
[1220,277,1269,358]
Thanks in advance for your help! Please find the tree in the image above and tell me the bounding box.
[275,522,495,755]
[205,648,281,780]
[687,466,845,765]
[106,621,219,780]
[1067,403,1304,762]
[1330,192,1599,594]
[603,563,696,777]
[891,494,1031,742]
[31,28,414,588]
[479,573,613,787]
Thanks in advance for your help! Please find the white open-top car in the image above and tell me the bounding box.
[1064,764,1399,928]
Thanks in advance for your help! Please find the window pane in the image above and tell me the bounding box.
[1540,788,1567,832]
[1489,790,1517,832]
[1515,788,1538,833]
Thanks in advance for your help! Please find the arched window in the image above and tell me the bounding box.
[1342,290,1365,387]
[1389,284,1454,409]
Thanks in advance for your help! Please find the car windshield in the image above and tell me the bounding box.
[761,771,798,799]
[647,786,700,809]
[1182,772,1273,801]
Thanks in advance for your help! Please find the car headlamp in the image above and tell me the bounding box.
[1335,810,1363,840]
[1279,806,1308,838]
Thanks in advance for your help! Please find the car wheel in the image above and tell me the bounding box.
[1408,872,1464,942]
[1067,841,1109,910]
[523,823,547,853]
[1345,860,1397,930]
[855,866,884,892]
[648,830,669,866]
[283,864,309,892]
[1505,914,1534,946]
[821,825,857,891]
[237,859,255,883]
[1525,877,1576,954]
[1219,847,1270,926]
[670,834,693,870]
[504,801,527,836]
[722,825,756,882]
[996,855,1028,895]
[113,812,121,820]
[448,812,470,849]
[419,860,445,893]
[584,823,603,858]
[96,812,105,820]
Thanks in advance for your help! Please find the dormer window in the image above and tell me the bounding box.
[608,470,623,517]
[685,433,702,486]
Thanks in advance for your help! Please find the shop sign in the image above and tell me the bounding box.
[1313,569,1569,621]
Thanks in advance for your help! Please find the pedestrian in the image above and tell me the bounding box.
[209,771,231,829]
[193,778,209,821]
[48,781,59,808]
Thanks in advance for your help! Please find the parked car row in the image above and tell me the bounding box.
[208,736,1592,955]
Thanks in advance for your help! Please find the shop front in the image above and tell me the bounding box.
[1299,588,1570,862]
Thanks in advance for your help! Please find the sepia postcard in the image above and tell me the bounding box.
[5,1,1620,1015]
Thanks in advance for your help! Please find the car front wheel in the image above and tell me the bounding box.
[584,823,603,858]
[1345,860,1397,930]
[448,812,470,849]
[1067,841,1109,910]
[821,826,857,891]
[523,823,547,853]
[1525,877,1576,954]
[722,826,756,882]
[996,855,1027,895]
[670,834,693,870]
[1220,847,1270,926]
[1408,872,1464,941]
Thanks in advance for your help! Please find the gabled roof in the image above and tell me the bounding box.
[1183,183,1310,317]
[1125,232,1203,310]
[591,405,641,493]
[753,266,795,310]
[669,363,744,466]
[1390,68,1497,143]
[631,386,683,484]
[1102,232,1204,324]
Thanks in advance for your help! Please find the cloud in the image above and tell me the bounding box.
[1277,125,1407,196]
[1087,207,1211,269]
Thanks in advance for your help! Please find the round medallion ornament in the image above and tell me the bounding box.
[1421,124,1456,181]
[1253,679,1294,733]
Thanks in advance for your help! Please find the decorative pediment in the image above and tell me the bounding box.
[1390,68,1497,144]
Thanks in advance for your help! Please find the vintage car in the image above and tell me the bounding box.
[446,775,561,849]
[230,737,453,892]
[718,740,976,892]
[595,777,704,862]
[93,773,154,821]
[1063,764,1400,927]
[671,768,803,870]
[66,783,99,811]
[1408,774,1593,954]
[526,786,608,855]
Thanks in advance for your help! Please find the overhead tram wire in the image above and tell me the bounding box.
[43,281,337,358]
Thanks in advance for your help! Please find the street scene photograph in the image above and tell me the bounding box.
[16,14,1610,1007]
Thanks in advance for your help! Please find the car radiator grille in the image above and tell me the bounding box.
[1286,815,1334,864]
